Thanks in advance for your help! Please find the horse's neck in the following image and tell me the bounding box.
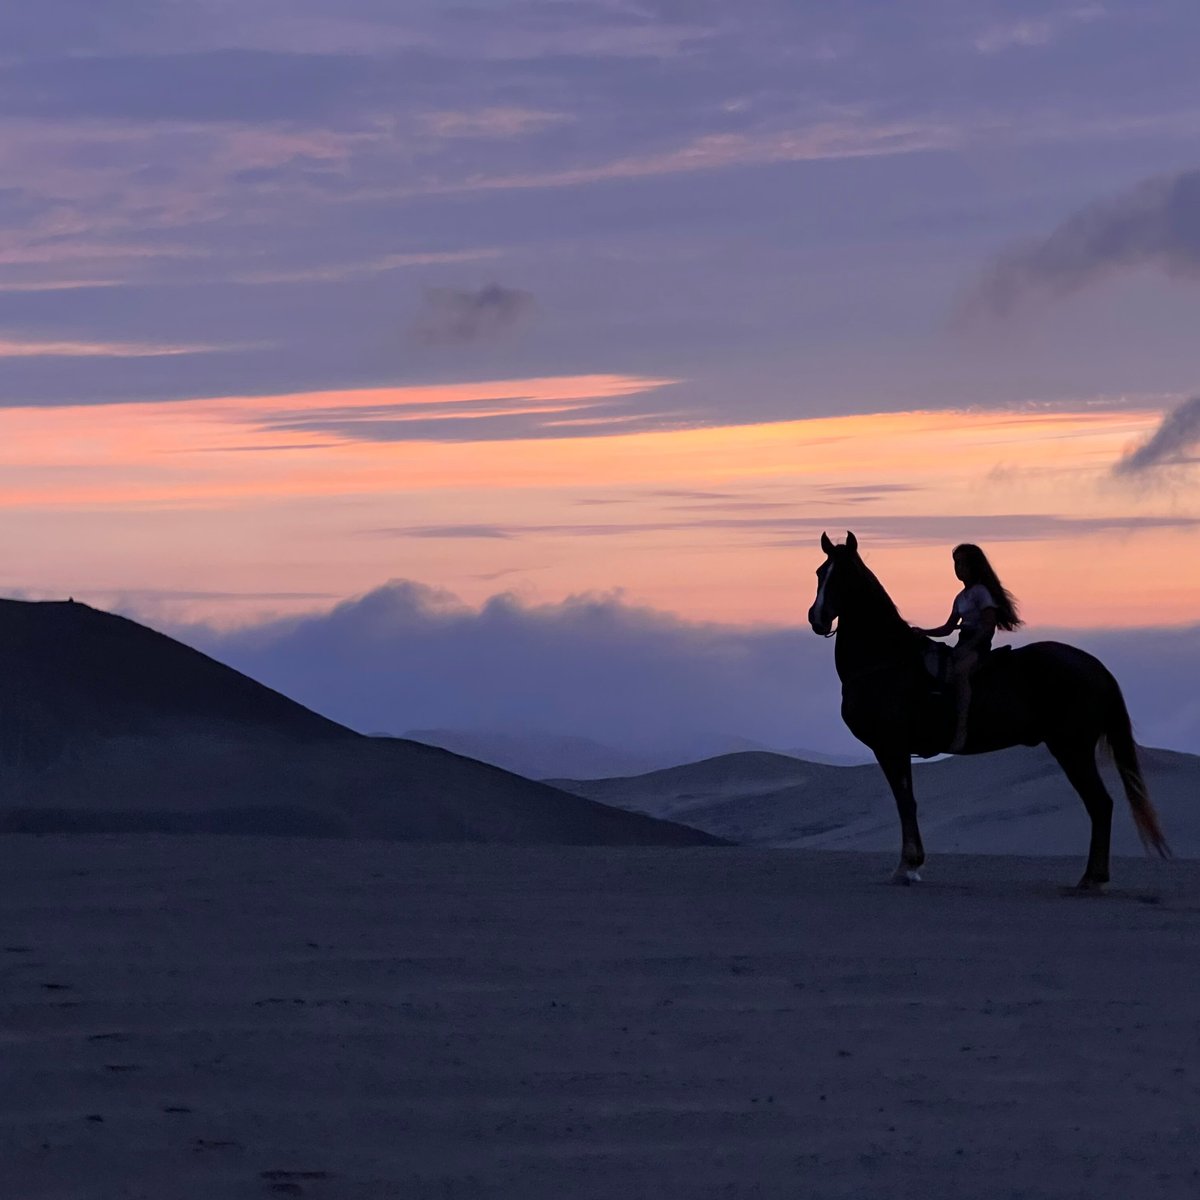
[834,589,911,678]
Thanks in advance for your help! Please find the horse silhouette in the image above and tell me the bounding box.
[808,531,1169,889]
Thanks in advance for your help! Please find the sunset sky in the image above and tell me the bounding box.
[5,1,1200,754]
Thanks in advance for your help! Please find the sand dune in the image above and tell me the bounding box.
[0,600,717,847]
[5,835,1197,1199]
[552,744,1200,858]
[0,733,730,845]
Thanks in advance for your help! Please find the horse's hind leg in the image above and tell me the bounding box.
[1047,739,1114,890]
[875,748,925,883]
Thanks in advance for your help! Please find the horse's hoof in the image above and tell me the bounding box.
[1073,875,1108,893]
[891,868,922,886]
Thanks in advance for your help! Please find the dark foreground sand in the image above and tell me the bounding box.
[5,836,1200,1199]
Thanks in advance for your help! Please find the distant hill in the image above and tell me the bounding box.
[780,746,873,767]
[550,745,1200,859]
[403,729,663,781]
[402,727,869,779]
[0,600,719,847]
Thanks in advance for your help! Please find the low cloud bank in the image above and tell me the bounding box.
[163,581,1200,763]
[171,581,847,759]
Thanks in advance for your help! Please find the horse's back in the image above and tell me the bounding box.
[1003,640,1118,686]
[975,639,1124,743]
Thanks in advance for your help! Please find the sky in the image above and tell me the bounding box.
[4,1,1200,755]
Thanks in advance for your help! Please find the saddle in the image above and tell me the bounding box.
[913,642,1012,756]
[919,641,1011,691]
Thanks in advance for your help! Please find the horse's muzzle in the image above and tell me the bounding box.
[808,609,831,637]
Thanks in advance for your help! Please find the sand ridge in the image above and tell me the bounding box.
[553,744,1200,857]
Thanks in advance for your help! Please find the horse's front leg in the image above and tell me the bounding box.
[875,747,925,883]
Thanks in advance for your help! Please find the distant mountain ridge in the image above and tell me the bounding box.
[404,727,870,780]
[0,600,719,847]
[403,729,663,781]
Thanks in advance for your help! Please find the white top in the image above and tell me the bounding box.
[954,583,998,632]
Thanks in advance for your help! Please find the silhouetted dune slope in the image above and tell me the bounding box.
[552,745,1200,858]
[0,599,351,755]
[0,600,719,846]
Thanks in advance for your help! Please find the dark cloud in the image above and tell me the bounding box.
[818,483,921,496]
[963,169,1200,319]
[159,579,1200,760]
[413,283,535,346]
[1113,396,1200,475]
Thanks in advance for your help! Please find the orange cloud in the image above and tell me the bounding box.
[0,384,1161,507]
[4,382,1197,629]
[0,374,681,505]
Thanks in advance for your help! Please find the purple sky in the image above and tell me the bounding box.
[4,0,1199,418]
[5,1,1200,757]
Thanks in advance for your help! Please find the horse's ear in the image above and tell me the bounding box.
[820,531,835,555]
[845,531,858,553]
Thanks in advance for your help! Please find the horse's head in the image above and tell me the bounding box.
[808,530,859,636]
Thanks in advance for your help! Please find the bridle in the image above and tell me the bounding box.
[812,555,839,637]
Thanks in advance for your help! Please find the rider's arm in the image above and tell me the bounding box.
[917,609,960,638]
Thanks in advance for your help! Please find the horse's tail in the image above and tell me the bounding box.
[1103,681,1171,859]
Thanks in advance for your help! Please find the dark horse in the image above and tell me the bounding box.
[808,531,1169,889]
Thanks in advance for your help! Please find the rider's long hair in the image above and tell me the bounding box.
[952,544,1023,631]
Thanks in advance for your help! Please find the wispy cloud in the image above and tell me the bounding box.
[961,167,1200,319]
[0,337,253,358]
[0,277,123,293]
[973,5,1105,54]
[420,107,572,139]
[0,372,687,503]
[231,248,501,285]
[372,511,1200,546]
[403,524,515,539]
[394,121,964,199]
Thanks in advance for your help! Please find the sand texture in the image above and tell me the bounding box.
[5,836,1200,1199]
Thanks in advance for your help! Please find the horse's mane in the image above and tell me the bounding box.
[845,553,907,628]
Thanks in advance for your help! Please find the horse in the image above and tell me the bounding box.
[807,531,1169,890]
